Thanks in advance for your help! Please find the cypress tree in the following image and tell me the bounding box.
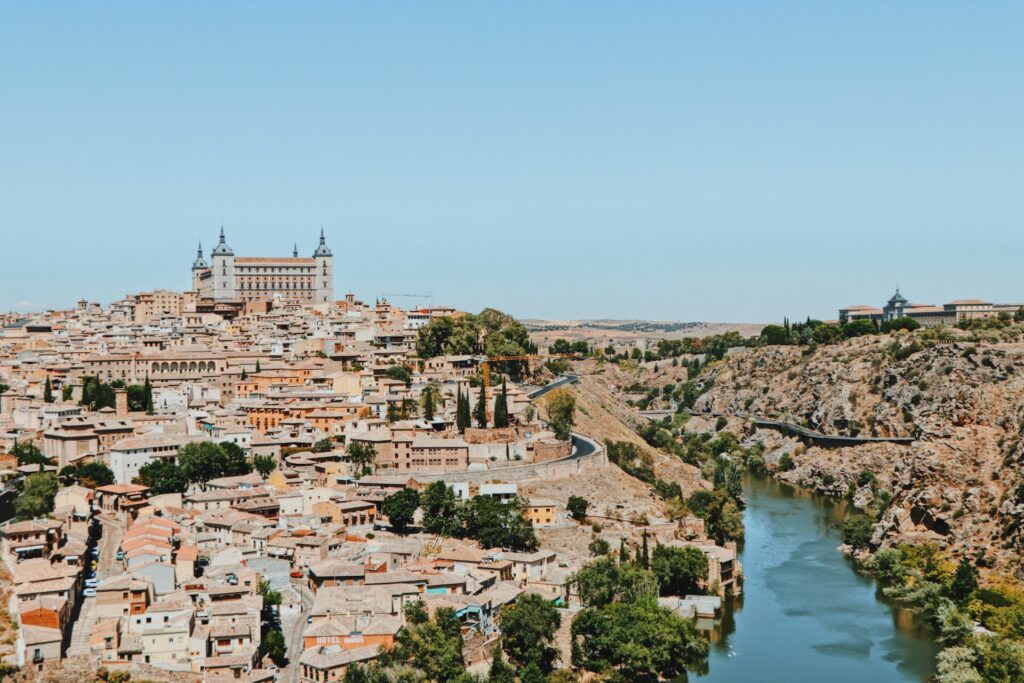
[43,376,53,403]
[493,378,509,428]
[423,386,435,421]
[474,384,487,428]
[456,388,467,433]
[255,359,261,373]
[619,539,628,563]
[640,530,650,569]
[143,374,154,415]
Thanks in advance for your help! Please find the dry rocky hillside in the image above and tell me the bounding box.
[692,332,1024,577]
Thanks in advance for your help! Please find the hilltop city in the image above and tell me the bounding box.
[0,231,736,681]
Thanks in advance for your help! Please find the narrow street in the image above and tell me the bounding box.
[280,581,313,683]
[66,515,123,657]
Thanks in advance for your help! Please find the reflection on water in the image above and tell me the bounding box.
[692,474,938,682]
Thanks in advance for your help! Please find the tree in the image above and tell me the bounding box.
[384,365,413,386]
[545,389,576,441]
[760,324,791,346]
[571,600,709,681]
[640,531,650,569]
[421,482,461,536]
[455,388,469,433]
[383,488,420,533]
[843,515,875,550]
[462,495,538,551]
[493,379,509,428]
[258,578,282,606]
[61,384,73,402]
[520,662,546,683]
[255,359,262,373]
[11,442,49,467]
[488,647,516,683]
[386,604,465,682]
[686,489,744,545]
[77,462,115,488]
[17,472,59,519]
[567,495,589,522]
[311,438,334,453]
[143,374,154,414]
[474,385,488,429]
[263,628,287,665]
[347,441,377,473]
[178,441,251,490]
[422,385,436,421]
[950,558,979,604]
[252,454,276,478]
[589,537,610,557]
[651,544,708,596]
[137,460,189,494]
[43,376,53,403]
[500,593,562,671]
[572,557,658,608]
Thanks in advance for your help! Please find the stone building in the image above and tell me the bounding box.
[192,227,334,304]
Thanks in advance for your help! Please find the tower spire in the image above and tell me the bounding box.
[293,242,298,258]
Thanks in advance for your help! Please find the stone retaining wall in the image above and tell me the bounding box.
[414,438,606,485]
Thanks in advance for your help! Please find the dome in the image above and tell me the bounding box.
[888,288,908,305]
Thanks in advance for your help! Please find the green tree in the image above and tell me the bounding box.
[77,462,115,488]
[252,454,277,478]
[639,531,650,569]
[385,604,465,682]
[422,385,436,421]
[500,592,562,671]
[421,482,461,536]
[383,488,421,533]
[61,384,73,402]
[258,578,282,606]
[488,647,516,683]
[651,544,708,596]
[311,438,334,453]
[589,536,610,557]
[545,389,576,441]
[843,515,875,550]
[462,495,538,551]
[571,600,708,681]
[137,460,189,494]
[567,495,589,522]
[686,489,744,545]
[11,442,50,467]
[17,472,59,519]
[347,441,377,473]
[255,359,262,373]
[43,376,53,403]
[474,385,488,429]
[263,628,287,665]
[142,374,153,414]
[573,557,658,608]
[520,662,546,683]
[493,378,509,428]
[455,388,469,433]
[178,441,251,490]
[760,324,791,346]
[950,558,979,604]
[384,364,413,386]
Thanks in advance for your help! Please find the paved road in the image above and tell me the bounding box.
[66,515,123,657]
[527,374,579,399]
[280,581,313,683]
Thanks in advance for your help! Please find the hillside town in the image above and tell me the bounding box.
[0,248,737,682]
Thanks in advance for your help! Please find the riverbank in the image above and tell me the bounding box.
[693,473,939,682]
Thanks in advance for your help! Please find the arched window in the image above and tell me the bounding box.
[170,362,178,372]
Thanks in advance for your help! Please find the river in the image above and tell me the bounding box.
[693,474,939,682]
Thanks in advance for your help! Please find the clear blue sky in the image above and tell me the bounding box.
[2,3,1022,322]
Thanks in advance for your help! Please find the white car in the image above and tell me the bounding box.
[83,588,97,598]
[85,578,100,588]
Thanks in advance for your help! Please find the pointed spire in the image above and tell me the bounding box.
[313,226,332,257]
[212,224,234,256]
[293,242,298,258]
[219,225,226,242]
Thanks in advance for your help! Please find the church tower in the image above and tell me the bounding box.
[210,227,236,300]
[313,228,334,303]
[191,241,208,291]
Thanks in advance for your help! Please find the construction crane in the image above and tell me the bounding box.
[479,353,580,421]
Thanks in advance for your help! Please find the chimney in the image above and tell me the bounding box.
[115,389,128,417]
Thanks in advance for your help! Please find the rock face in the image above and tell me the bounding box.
[697,335,1024,577]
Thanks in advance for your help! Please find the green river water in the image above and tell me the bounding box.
[693,474,940,682]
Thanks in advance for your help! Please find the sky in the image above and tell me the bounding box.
[1,3,1022,323]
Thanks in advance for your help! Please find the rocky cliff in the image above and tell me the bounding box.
[693,333,1024,577]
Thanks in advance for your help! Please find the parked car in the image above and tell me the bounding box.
[290,570,304,579]
[115,550,124,561]
[89,547,100,557]
[83,588,97,598]
[85,578,100,588]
